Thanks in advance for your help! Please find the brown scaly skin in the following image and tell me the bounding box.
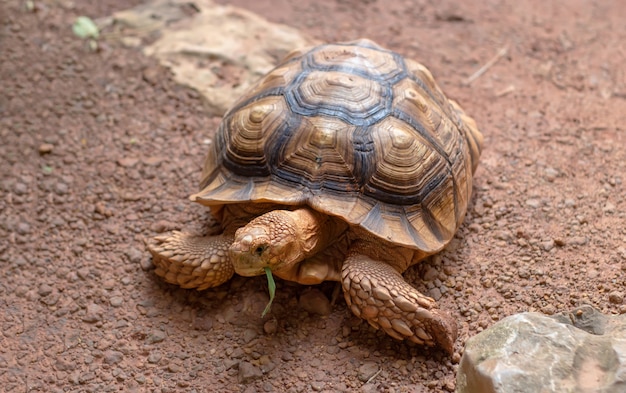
[148,206,457,353]
[341,240,457,354]
[229,208,347,282]
[149,232,234,291]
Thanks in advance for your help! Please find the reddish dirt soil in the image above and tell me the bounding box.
[1,0,625,392]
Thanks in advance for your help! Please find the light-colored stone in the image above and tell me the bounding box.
[456,305,626,393]
[110,0,317,116]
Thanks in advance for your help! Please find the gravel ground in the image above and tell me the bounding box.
[1,0,625,392]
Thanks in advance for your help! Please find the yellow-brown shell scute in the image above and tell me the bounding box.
[194,39,483,253]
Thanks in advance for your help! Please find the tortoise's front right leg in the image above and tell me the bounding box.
[148,232,235,290]
[341,242,457,354]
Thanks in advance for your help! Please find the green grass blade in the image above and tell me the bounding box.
[262,267,276,317]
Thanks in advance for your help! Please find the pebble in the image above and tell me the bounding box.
[77,267,91,280]
[609,292,624,304]
[150,220,179,233]
[192,316,213,331]
[298,288,331,316]
[242,328,258,343]
[357,362,379,382]
[263,319,278,335]
[423,267,439,281]
[16,222,30,235]
[147,351,162,364]
[79,372,96,384]
[38,284,53,296]
[569,236,588,246]
[428,287,442,301]
[125,246,143,264]
[147,330,167,343]
[117,157,139,167]
[83,304,103,323]
[15,285,28,297]
[110,296,124,307]
[603,202,615,214]
[238,361,263,383]
[139,257,154,271]
[361,383,379,393]
[102,279,116,290]
[13,182,27,195]
[517,268,530,279]
[142,66,161,85]
[13,255,27,266]
[541,240,555,251]
[38,143,54,154]
[259,356,276,374]
[143,156,164,166]
[544,167,559,182]
[54,182,68,195]
[104,350,123,365]
[525,198,541,208]
[168,363,182,373]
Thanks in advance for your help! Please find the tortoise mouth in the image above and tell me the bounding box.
[229,247,296,277]
[229,230,290,276]
[231,257,269,277]
[229,218,303,276]
[229,234,271,276]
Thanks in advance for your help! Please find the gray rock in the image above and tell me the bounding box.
[357,362,380,383]
[146,330,167,343]
[104,350,124,365]
[456,305,626,393]
[82,303,103,323]
[124,246,143,264]
[238,361,263,383]
[147,351,162,364]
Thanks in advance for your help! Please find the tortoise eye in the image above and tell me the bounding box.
[254,245,267,256]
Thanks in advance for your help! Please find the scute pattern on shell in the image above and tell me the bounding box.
[193,39,483,253]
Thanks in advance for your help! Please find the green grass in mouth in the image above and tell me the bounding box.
[262,267,276,317]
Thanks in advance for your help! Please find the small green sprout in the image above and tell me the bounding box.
[72,16,99,39]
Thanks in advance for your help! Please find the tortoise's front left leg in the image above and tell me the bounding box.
[148,232,235,290]
[341,242,457,354]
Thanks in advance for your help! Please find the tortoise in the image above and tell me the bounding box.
[148,39,483,354]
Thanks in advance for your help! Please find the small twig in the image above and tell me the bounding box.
[464,44,509,85]
[365,368,382,385]
[495,84,516,97]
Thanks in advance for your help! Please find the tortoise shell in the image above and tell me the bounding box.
[192,39,483,254]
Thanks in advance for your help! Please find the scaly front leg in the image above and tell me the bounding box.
[148,231,235,290]
[341,242,457,354]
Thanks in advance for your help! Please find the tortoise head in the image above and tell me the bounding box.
[229,210,305,277]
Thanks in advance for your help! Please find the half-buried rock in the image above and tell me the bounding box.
[456,305,626,393]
